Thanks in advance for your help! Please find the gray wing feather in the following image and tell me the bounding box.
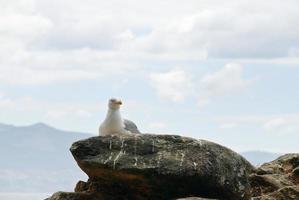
[124,119,141,134]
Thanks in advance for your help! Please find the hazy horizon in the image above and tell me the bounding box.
[0,121,290,154]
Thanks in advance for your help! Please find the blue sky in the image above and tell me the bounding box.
[0,0,299,152]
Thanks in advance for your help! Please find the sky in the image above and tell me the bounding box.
[0,0,299,152]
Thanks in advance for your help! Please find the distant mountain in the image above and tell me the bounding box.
[0,122,93,193]
[240,151,282,166]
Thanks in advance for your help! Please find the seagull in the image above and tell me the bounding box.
[99,98,140,136]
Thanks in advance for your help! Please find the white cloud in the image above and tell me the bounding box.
[264,118,286,131]
[0,98,15,110]
[45,110,68,120]
[149,63,254,106]
[263,116,299,133]
[135,0,299,59]
[198,63,252,107]
[201,64,248,95]
[148,122,167,130]
[0,67,99,85]
[216,114,299,134]
[1,0,299,85]
[45,108,93,120]
[0,0,143,85]
[219,122,238,129]
[0,47,140,85]
[0,93,104,123]
[149,69,193,102]
[44,103,104,121]
[0,94,36,111]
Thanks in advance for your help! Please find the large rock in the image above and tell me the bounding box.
[250,154,299,200]
[69,134,254,200]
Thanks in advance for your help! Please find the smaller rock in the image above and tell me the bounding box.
[74,180,89,192]
[252,186,299,200]
[250,154,299,199]
[256,165,280,175]
[250,174,283,196]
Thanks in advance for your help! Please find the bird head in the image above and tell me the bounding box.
[108,98,122,110]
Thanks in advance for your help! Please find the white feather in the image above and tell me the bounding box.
[99,100,131,136]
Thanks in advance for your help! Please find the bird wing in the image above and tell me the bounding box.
[124,119,141,134]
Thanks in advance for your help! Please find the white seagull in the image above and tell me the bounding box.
[99,98,140,136]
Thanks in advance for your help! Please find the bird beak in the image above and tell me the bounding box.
[117,100,122,105]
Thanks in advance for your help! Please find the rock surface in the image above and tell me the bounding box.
[45,135,298,200]
[250,154,299,199]
[68,134,253,200]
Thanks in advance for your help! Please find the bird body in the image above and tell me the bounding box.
[99,98,140,136]
[99,108,124,136]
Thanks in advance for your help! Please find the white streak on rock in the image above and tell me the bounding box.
[113,150,123,169]
[104,152,113,164]
[180,153,185,167]
[121,137,125,150]
[109,139,112,150]
[157,152,163,168]
[152,140,155,153]
[134,135,138,166]
[193,162,198,170]
[198,140,202,146]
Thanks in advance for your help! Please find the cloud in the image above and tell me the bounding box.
[198,63,252,107]
[1,0,299,85]
[0,94,36,111]
[263,116,299,133]
[149,63,254,106]
[0,92,104,123]
[0,46,141,85]
[148,122,167,130]
[0,0,143,85]
[135,0,299,59]
[0,66,99,85]
[149,69,193,102]
[45,108,93,120]
[216,114,299,134]
[219,122,238,129]
[43,103,104,121]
